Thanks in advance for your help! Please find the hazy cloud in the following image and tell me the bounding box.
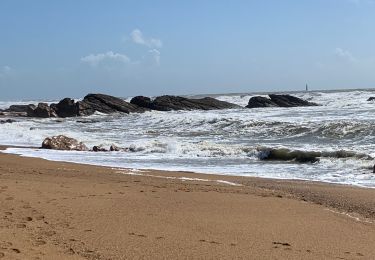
[81,51,130,66]
[0,65,11,78]
[131,29,163,48]
[334,48,356,62]
[148,49,161,65]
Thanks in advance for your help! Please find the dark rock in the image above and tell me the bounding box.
[76,101,95,116]
[77,93,145,116]
[110,144,121,151]
[5,104,36,113]
[130,96,153,109]
[246,96,278,108]
[268,94,318,107]
[133,95,240,111]
[42,135,88,151]
[246,94,318,108]
[54,98,78,118]
[92,145,108,152]
[258,147,320,163]
[27,103,57,118]
[76,119,100,124]
[367,97,375,101]
[0,119,16,124]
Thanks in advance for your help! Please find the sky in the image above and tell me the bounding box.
[0,0,375,100]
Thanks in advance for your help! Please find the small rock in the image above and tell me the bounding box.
[42,135,88,151]
[110,144,121,151]
[92,145,108,152]
[0,119,16,124]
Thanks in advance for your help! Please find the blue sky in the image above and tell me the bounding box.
[0,0,375,100]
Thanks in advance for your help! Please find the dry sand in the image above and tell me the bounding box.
[0,149,375,259]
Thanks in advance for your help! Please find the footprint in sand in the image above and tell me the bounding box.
[343,252,364,257]
[198,239,221,245]
[16,224,26,228]
[11,248,20,254]
[34,240,46,246]
[24,217,33,221]
[43,230,56,237]
[128,232,147,238]
[34,215,44,221]
[272,241,292,250]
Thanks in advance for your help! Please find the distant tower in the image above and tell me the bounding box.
[305,84,308,92]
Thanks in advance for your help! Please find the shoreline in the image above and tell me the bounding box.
[1,147,375,259]
[2,145,375,220]
[3,145,374,189]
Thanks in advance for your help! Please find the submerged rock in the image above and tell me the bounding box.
[131,95,240,111]
[110,144,122,151]
[246,94,318,108]
[246,96,278,108]
[92,145,108,152]
[0,119,16,124]
[258,147,320,163]
[42,135,88,151]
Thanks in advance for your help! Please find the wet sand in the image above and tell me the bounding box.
[0,149,375,259]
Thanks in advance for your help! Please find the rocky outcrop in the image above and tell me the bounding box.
[246,94,318,108]
[6,93,240,118]
[367,97,375,101]
[5,104,36,113]
[269,94,318,107]
[27,103,57,118]
[22,93,146,118]
[54,98,78,118]
[77,94,146,116]
[41,135,88,151]
[131,95,240,111]
[130,96,153,109]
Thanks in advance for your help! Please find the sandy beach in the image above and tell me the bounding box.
[0,148,374,259]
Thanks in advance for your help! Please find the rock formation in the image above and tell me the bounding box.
[246,94,318,108]
[131,95,240,111]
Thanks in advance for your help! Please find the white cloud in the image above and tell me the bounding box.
[148,49,161,65]
[0,65,11,78]
[81,51,130,66]
[334,48,356,62]
[131,29,163,48]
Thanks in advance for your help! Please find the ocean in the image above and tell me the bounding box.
[1,89,375,188]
